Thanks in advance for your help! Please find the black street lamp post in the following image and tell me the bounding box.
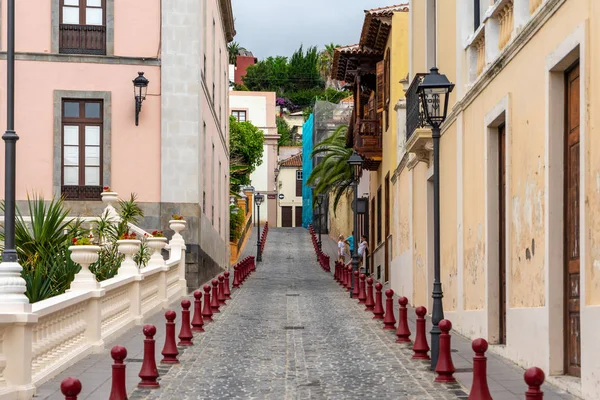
[347,151,363,298]
[2,0,18,266]
[0,0,29,312]
[417,67,455,371]
[255,192,264,262]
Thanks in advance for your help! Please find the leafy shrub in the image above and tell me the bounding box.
[229,207,245,242]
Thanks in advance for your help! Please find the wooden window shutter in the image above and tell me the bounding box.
[376,60,384,113]
[384,49,391,107]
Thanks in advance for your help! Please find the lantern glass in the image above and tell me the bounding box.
[254,193,264,206]
[417,67,454,128]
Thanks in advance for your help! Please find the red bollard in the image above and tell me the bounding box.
[341,263,347,287]
[233,265,241,288]
[138,324,159,388]
[161,310,179,363]
[358,274,367,304]
[191,290,205,332]
[60,377,82,400]
[395,296,411,343]
[202,284,213,322]
[373,282,384,320]
[524,367,545,399]
[224,271,232,299]
[178,299,194,346]
[109,346,128,400]
[210,279,220,313]
[365,277,375,311]
[383,289,396,330]
[435,319,456,383]
[412,306,430,360]
[352,271,360,298]
[346,266,352,291]
[468,338,492,400]
[218,275,227,305]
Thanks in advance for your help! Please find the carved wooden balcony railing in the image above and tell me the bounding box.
[406,73,429,141]
[59,24,106,55]
[354,118,382,161]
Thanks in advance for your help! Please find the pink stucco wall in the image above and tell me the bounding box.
[1,0,161,57]
[0,61,161,202]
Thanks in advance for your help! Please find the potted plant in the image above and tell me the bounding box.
[146,230,168,267]
[101,186,119,218]
[169,213,186,230]
[68,235,101,291]
[116,232,142,276]
[169,214,187,245]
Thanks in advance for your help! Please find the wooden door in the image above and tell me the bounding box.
[295,206,302,227]
[498,124,507,344]
[384,174,390,281]
[281,206,293,228]
[564,62,581,377]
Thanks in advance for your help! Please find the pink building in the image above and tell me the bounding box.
[0,0,235,289]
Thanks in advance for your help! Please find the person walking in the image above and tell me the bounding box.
[337,235,346,263]
[358,234,369,274]
[346,232,355,257]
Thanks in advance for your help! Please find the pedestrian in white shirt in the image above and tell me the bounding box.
[337,235,346,262]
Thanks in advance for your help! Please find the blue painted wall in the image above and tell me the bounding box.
[301,113,314,228]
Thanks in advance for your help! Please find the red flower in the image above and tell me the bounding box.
[72,238,77,244]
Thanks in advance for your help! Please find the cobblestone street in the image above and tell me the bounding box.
[130,228,467,400]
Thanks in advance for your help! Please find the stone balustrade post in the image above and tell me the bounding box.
[84,289,106,351]
[1,313,37,399]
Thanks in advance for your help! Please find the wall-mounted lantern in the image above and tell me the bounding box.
[133,72,149,126]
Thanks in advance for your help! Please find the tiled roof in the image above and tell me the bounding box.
[279,152,302,168]
[365,3,409,16]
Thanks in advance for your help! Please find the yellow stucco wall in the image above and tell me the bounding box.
[586,0,600,306]
[369,11,409,254]
[328,190,354,244]
[412,162,429,308]
[394,169,411,258]
[456,0,591,308]
[440,123,458,312]
[410,0,426,76]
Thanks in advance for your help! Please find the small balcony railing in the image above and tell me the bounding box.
[354,118,382,158]
[61,185,102,201]
[59,24,106,55]
[406,73,429,141]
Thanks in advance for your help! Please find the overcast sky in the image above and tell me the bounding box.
[230,0,399,59]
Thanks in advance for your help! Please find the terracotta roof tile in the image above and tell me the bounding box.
[365,3,409,16]
[279,152,303,168]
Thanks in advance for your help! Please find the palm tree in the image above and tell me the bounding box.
[228,42,246,65]
[306,125,354,213]
[317,43,340,88]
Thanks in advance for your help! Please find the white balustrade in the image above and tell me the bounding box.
[0,191,189,399]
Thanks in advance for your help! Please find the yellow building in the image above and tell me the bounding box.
[391,0,600,397]
[276,151,304,227]
[332,4,409,281]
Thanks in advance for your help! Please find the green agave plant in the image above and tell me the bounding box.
[0,194,85,303]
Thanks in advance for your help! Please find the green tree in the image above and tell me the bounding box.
[306,125,354,213]
[229,115,264,191]
[277,116,293,147]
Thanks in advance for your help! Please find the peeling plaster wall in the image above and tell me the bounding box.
[412,163,429,307]
[441,123,458,312]
[396,171,411,255]
[462,102,486,311]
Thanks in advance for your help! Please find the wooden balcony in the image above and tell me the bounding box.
[59,24,106,55]
[354,118,382,170]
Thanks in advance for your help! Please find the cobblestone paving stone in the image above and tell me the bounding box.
[131,227,469,400]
